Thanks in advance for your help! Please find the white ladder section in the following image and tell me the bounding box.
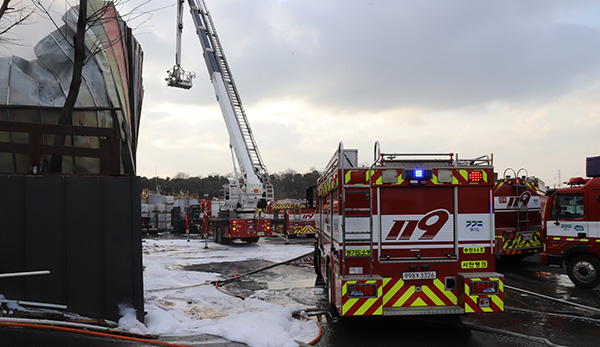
[187,0,271,190]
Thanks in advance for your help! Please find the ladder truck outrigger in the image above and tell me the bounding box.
[166,0,274,243]
[312,142,505,317]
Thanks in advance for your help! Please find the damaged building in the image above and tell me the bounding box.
[0,0,145,323]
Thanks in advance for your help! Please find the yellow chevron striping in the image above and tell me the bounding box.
[410,297,428,307]
[422,286,444,306]
[434,278,457,303]
[395,286,415,307]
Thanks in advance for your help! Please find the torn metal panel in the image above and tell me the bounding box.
[0,0,143,176]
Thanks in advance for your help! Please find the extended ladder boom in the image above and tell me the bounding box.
[167,0,273,209]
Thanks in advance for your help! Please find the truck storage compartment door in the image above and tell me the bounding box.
[377,187,456,260]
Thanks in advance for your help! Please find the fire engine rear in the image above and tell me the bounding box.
[313,142,504,316]
[267,199,316,238]
[493,169,544,261]
[201,198,272,244]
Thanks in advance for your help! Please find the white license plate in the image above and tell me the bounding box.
[521,233,533,241]
[402,271,437,281]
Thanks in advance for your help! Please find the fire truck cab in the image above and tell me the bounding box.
[313,142,504,317]
[540,156,600,288]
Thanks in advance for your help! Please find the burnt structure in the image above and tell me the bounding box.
[0,1,145,322]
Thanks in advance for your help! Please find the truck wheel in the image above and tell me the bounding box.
[567,254,600,288]
[499,254,529,264]
[326,265,339,317]
[215,226,222,244]
[314,243,323,278]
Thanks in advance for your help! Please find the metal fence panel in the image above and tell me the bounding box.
[0,175,144,322]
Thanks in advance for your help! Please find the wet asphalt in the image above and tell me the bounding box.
[3,234,599,346]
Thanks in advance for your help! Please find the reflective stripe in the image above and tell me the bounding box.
[500,232,543,254]
[383,278,457,308]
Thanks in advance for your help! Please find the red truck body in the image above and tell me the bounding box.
[313,143,504,317]
[493,171,544,260]
[266,199,316,237]
[200,199,272,244]
[540,156,600,288]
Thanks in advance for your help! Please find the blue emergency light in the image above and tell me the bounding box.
[403,169,433,180]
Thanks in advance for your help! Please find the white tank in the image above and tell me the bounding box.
[148,195,166,205]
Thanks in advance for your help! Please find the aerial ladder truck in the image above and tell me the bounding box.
[166,0,274,243]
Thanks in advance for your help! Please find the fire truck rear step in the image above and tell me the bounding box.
[383,306,465,316]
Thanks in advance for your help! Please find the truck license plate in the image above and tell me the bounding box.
[402,271,437,281]
[521,233,533,241]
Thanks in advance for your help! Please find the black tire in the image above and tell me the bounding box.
[286,232,297,239]
[498,254,529,264]
[215,226,222,244]
[326,264,339,317]
[567,254,600,288]
[314,243,322,278]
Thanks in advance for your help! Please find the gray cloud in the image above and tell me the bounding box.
[201,0,600,112]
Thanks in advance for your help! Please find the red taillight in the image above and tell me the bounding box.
[347,283,378,298]
[468,170,484,182]
[470,280,499,295]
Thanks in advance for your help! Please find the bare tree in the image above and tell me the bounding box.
[0,0,34,46]
[32,0,152,172]
[47,0,88,172]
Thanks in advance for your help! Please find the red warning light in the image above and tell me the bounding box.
[468,170,484,182]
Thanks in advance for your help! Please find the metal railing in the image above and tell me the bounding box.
[0,120,121,175]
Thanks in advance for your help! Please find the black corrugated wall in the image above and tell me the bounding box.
[0,175,144,323]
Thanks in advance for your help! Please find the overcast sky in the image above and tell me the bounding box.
[5,0,600,187]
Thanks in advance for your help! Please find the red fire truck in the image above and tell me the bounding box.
[312,142,504,317]
[267,199,316,238]
[493,169,545,261]
[540,156,600,288]
[201,197,272,244]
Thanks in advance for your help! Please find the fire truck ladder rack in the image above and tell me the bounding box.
[336,142,375,277]
[374,141,468,168]
[508,168,539,234]
[372,142,493,169]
